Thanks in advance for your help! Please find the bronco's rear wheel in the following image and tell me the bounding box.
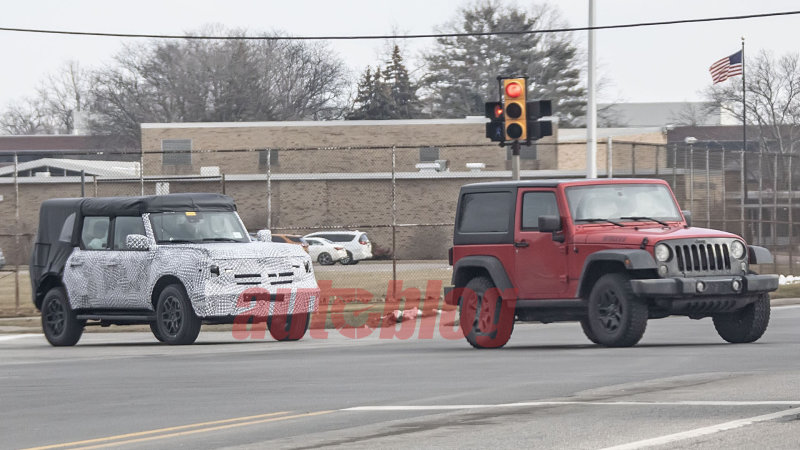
[586,273,648,347]
[459,276,514,349]
[268,312,311,341]
[712,293,770,343]
[155,284,201,345]
[41,287,85,347]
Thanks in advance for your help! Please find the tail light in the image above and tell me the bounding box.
[334,246,344,250]
[358,234,369,245]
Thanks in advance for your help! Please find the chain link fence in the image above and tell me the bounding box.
[0,139,795,316]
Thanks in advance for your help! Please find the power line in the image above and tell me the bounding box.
[0,10,798,41]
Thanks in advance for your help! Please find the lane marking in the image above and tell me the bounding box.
[0,334,42,342]
[599,406,800,450]
[24,411,292,450]
[343,400,800,411]
[72,410,334,450]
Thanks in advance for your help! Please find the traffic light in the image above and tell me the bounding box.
[526,99,553,140]
[484,101,504,142]
[502,78,527,141]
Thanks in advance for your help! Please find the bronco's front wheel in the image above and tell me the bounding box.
[586,273,648,347]
[712,293,770,343]
[155,284,201,345]
[459,276,514,349]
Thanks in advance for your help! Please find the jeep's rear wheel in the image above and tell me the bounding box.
[155,284,201,345]
[41,287,85,347]
[459,276,514,349]
[586,273,648,347]
[268,312,311,341]
[712,293,770,343]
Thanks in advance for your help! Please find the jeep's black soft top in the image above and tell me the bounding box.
[30,193,236,307]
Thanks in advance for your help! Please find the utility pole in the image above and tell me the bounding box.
[586,0,597,178]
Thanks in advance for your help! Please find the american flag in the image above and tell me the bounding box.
[709,50,743,84]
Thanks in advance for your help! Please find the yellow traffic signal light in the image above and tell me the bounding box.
[502,78,527,141]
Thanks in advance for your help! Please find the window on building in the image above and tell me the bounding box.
[259,149,279,169]
[162,139,192,165]
[420,147,440,162]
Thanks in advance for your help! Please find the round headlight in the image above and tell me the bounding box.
[730,240,746,259]
[655,243,671,262]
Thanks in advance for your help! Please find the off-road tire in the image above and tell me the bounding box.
[317,252,334,266]
[712,293,770,343]
[268,312,311,341]
[41,287,85,347]
[459,276,514,349]
[580,318,601,344]
[586,273,648,347]
[149,323,166,342]
[155,284,201,345]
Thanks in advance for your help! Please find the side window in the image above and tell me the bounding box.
[113,216,147,250]
[521,192,559,230]
[81,217,111,250]
[458,192,512,233]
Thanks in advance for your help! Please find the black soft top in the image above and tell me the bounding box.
[30,193,236,307]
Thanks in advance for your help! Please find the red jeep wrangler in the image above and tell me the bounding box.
[447,178,779,348]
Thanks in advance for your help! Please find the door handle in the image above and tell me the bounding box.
[514,241,529,248]
[69,262,83,267]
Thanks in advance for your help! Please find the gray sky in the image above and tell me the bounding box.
[1,0,799,109]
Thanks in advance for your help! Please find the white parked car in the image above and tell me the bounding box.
[305,237,348,265]
[303,230,372,265]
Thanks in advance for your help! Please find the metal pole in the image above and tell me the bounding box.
[672,144,677,191]
[706,146,711,228]
[80,170,85,197]
[740,149,746,238]
[586,0,597,178]
[391,146,397,301]
[139,147,145,196]
[606,137,613,178]
[721,146,727,231]
[789,154,794,273]
[13,153,19,314]
[631,143,636,176]
[266,149,272,229]
[655,144,660,176]
[773,152,778,273]
[758,146,763,245]
[221,173,226,195]
[511,141,521,181]
[93,176,98,197]
[689,144,694,213]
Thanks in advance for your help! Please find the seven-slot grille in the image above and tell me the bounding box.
[673,241,732,273]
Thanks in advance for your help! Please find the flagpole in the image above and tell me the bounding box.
[741,37,747,237]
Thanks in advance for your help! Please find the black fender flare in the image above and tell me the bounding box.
[452,255,514,294]
[577,249,657,297]
[748,245,773,265]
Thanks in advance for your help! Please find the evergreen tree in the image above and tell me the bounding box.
[383,45,422,119]
[348,46,422,120]
[423,1,585,126]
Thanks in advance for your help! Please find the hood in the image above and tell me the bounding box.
[160,241,308,260]
[576,224,742,246]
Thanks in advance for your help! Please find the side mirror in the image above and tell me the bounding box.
[256,229,272,242]
[126,234,150,251]
[538,215,562,233]
[681,210,692,227]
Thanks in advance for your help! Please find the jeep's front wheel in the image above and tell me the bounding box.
[459,276,514,349]
[712,293,770,343]
[268,312,311,341]
[586,273,648,347]
[41,287,85,347]
[155,284,201,345]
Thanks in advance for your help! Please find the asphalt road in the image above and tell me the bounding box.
[1,306,799,449]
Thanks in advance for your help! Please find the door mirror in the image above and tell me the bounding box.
[681,210,692,227]
[538,215,562,233]
[125,234,150,251]
[256,229,272,242]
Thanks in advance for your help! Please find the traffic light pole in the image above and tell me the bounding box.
[511,140,521,180]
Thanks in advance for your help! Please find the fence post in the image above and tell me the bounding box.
[689,143,694,213]
[221,173,226,195]
[789,154,794,274]
[14,153,19,314]
[758,146,763,245]
[93,176,98,197]
[655,144,659,176]
[266,149,272,229]
[606,137,613,178]
[773,152,778,274]
[139,147,145,196]
[721,146,727,231]
[631,143,636,176]
[740,149,746,239]
[672,144,677,191]
[391,146,397,302]
[81,170,85,197]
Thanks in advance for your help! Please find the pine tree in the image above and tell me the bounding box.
[423,1,585,126]
[383,45,422,119]
[348,46,422,120]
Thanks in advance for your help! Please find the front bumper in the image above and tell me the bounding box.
[193,284,320,318]
[630,274,778,297]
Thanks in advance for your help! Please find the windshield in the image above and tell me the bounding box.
[149,211,249,244]
[566,184,682,223]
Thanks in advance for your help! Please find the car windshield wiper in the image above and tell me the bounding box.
[200,238,242,242]
[157,239,197,244]
[577,218,624,227]
[619,216,669,227]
